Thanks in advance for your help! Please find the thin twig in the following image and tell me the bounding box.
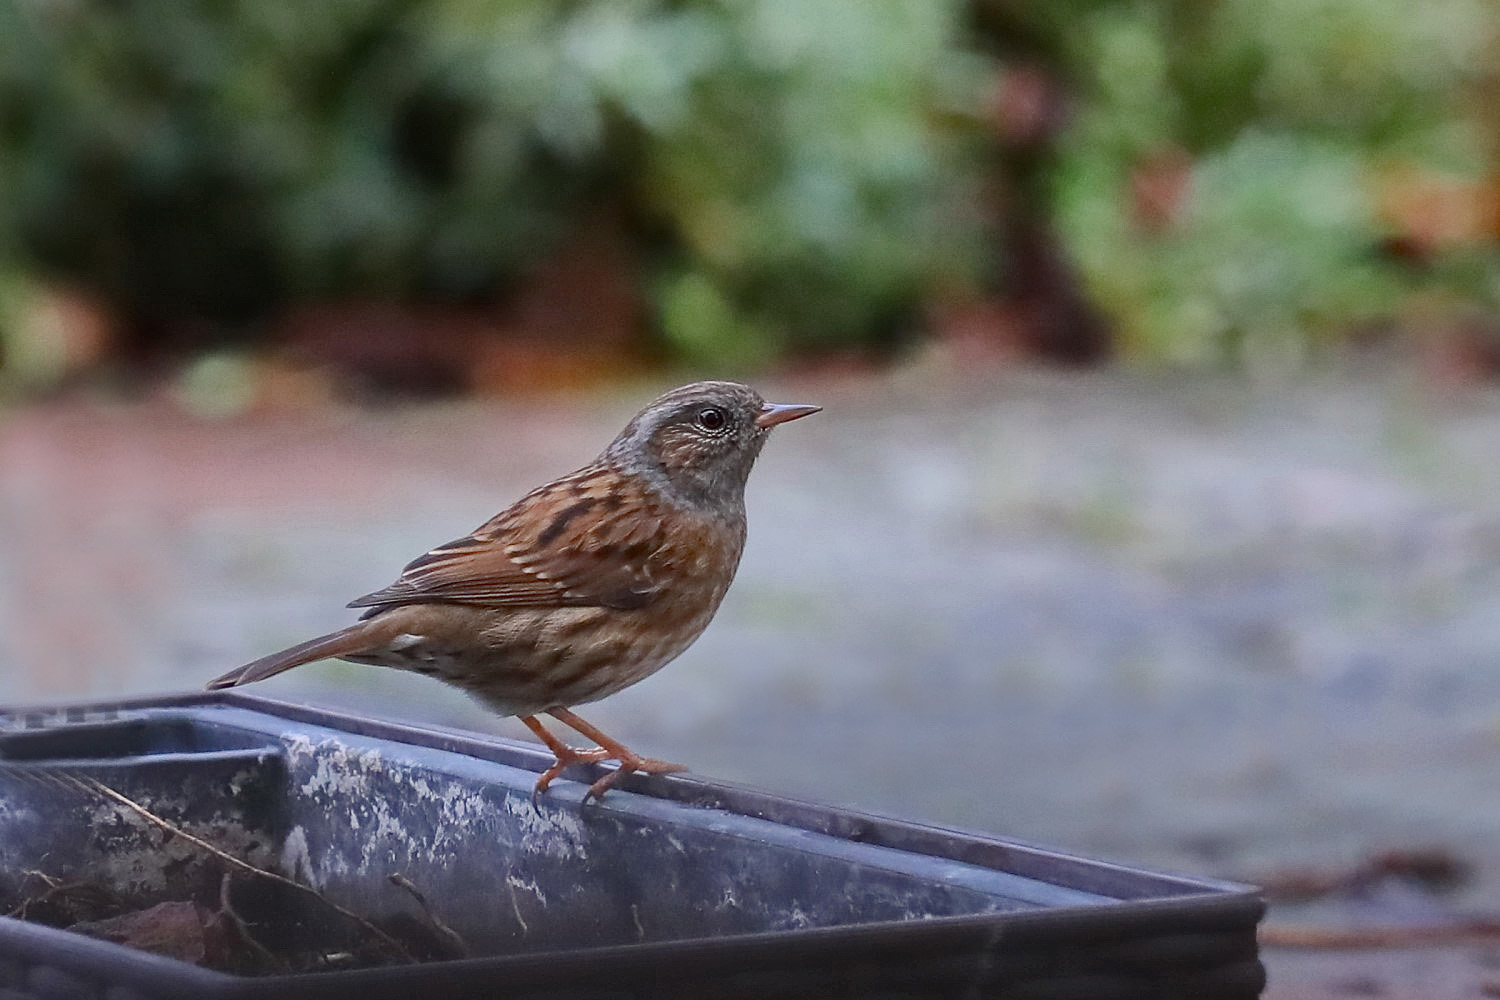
[387,874,468,958]
[21,869,61,890]
[55,772,416,964]
[217,874,284,972]
[5,870,79,919]
[1261,919,1500,949]
[3,869,109,917]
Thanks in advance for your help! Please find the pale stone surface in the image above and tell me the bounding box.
[5,363,1500,993]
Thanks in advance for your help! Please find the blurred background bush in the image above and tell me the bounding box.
[0,0,1496,389]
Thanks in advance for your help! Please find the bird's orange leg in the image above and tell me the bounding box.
[521,715,613,802]
[547,707,686,801]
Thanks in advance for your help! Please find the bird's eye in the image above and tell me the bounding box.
[695,406,728,432]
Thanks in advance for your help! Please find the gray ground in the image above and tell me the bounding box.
[4,361,1500,996]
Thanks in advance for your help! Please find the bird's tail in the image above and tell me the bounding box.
[205,623,374,690]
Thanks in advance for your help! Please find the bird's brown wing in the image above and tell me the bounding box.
[348,466,671,614]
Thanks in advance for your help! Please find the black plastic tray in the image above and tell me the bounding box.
[0,692,1264,998]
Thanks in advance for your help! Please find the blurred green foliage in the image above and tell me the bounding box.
[1022,0,1500,366]
[0,0,986,364]
[0,0,1496,374]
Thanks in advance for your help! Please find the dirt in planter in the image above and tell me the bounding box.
[0,769,470,976]
[3,867,468,975]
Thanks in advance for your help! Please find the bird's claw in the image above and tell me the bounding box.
[582,757,687,804]
[530,745,613,808]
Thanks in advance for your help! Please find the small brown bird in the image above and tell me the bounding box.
[207,381,818,799]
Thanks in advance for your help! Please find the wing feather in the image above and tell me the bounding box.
[348,466,671,613]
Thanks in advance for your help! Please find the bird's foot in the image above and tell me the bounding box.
[524,709,686,804]
[531,744,613,805]
[583,756,686,803]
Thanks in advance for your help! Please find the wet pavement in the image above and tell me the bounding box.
[4,362,1500,996]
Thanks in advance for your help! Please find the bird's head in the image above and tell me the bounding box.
[605,381,819,509]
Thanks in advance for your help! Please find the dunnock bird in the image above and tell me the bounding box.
[207,381,819,799]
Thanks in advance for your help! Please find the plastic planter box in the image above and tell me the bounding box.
[0,693,1264,999]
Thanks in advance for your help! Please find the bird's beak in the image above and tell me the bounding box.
[755,401,822,428]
